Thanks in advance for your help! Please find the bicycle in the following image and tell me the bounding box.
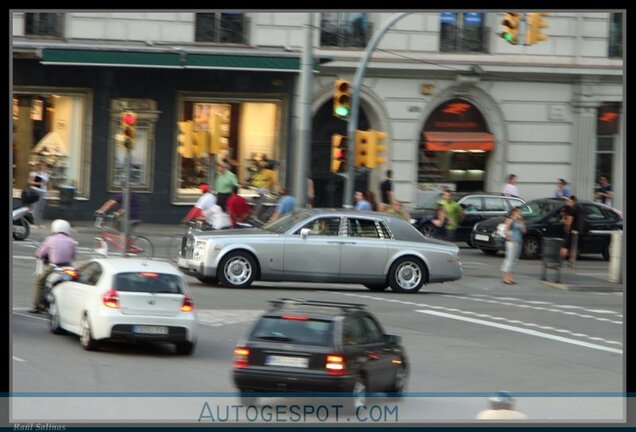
[93,213,154,259]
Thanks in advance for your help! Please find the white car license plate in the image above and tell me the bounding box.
[265,355,308,368]
[474,234,489,242]
[178,257,188,267]
[134,325,168,335]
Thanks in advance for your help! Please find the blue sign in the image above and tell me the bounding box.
[464,13,483,25]
[440,12,457,24]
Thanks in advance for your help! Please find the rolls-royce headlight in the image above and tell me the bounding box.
[193,240,207,260]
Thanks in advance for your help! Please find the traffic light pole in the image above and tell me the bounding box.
[343,13,408,208]
[292,12,316,207]
[122,147,131,257]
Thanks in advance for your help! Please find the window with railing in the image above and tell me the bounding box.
[439,12,488,53]
[608,12,623,58]
[320,13,371,48]
[24,13,64,37]
[195,13,248,44]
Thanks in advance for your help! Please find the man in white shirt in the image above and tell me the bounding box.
[182,183,217,223]
[502,174,519,197]
[202,204,232,230]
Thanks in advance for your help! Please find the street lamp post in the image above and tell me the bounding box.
[343,13,408,208]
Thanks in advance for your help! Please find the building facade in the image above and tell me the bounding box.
[11,11,624,223]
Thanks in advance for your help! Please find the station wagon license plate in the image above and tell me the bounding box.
[134,325,168,335]
[474,234,489,242]
[265,355,308,368]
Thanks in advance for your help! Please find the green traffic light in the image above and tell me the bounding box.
[335,106,350,117]
[500,32,517,45]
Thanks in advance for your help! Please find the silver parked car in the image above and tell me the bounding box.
[177,209,462,293]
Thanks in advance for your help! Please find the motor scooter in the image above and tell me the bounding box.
[13,206,34,241]
[35,259,80,311]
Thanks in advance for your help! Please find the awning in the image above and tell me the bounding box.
[42,49,183,68]
[41,48,306,72]
[423,132,495,151]
[186,54,301,72]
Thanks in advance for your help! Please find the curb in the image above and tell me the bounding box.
[542,281,623,292]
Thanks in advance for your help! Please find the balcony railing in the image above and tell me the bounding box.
[24,13,64,38]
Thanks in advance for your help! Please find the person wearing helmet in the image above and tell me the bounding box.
[475,391,528,420]
[30,219,78,313]
[181,183,218,226]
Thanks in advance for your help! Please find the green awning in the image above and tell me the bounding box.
[41,49,306,72]
[42,49,182,68]
[186,54,300,72]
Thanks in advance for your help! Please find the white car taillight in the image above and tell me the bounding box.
[180,292,194,312]
[103,289,120,309]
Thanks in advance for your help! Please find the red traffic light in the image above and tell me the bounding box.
[121,111,136,126]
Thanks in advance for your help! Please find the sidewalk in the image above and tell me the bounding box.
[69,221,182,237]
[540,267,623,292]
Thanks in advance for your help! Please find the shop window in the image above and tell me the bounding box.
[439,12,488,53]
[12,89,91,200]
[320,13,371,48]
[108,99,161,193]
[195,13,248,44]
[608,13,623,58]
[24,13,64,37]
[175,96,282,202]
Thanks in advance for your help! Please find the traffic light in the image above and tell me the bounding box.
[499,12,520,45]
[355,130,387,169]
[176,120,195,158]
[333,79,351,118]
[210,112,230,154]
[354,130,370,167]
[331,134,348,174]
[120,111,137,150]
[526,13,549,46]
[367,130,388,169]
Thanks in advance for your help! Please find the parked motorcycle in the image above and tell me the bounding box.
[12,206,34,241]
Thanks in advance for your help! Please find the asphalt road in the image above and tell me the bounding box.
[10,232,624,424]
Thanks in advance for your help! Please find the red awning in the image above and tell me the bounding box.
[423,132,495,151]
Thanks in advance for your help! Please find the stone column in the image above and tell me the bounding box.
[571,81,600,201]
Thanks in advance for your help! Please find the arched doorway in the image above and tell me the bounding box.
[311,102,370,207]
[419,98,494,192]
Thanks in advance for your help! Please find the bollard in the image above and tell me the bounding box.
[608,231,623,283]
[541,237,563,283]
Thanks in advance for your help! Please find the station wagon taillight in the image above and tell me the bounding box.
[103,289,120,309]
[326,354,345,375]
[233,347,250,368]
[180,293,194,312]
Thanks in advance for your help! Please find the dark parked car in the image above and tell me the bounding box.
[470,198,623,259]
[232,298,408,411]
[411,192,526,245]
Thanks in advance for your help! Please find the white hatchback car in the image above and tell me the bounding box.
[48,258,198,355]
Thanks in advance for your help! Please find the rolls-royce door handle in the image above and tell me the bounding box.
[327,240,343,245]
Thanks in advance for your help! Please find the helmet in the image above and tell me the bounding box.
[51,219,71,235]
[489,391,514,410]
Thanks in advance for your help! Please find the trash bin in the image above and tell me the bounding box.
[541,237,563,282]
[59,185,76,206]
[58,185,76,221]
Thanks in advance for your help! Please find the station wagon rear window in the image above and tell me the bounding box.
[114,272,183,294]
[251,317,333,346]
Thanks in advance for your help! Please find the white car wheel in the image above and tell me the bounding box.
[48,302,64,335]
[80,314,99,351]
